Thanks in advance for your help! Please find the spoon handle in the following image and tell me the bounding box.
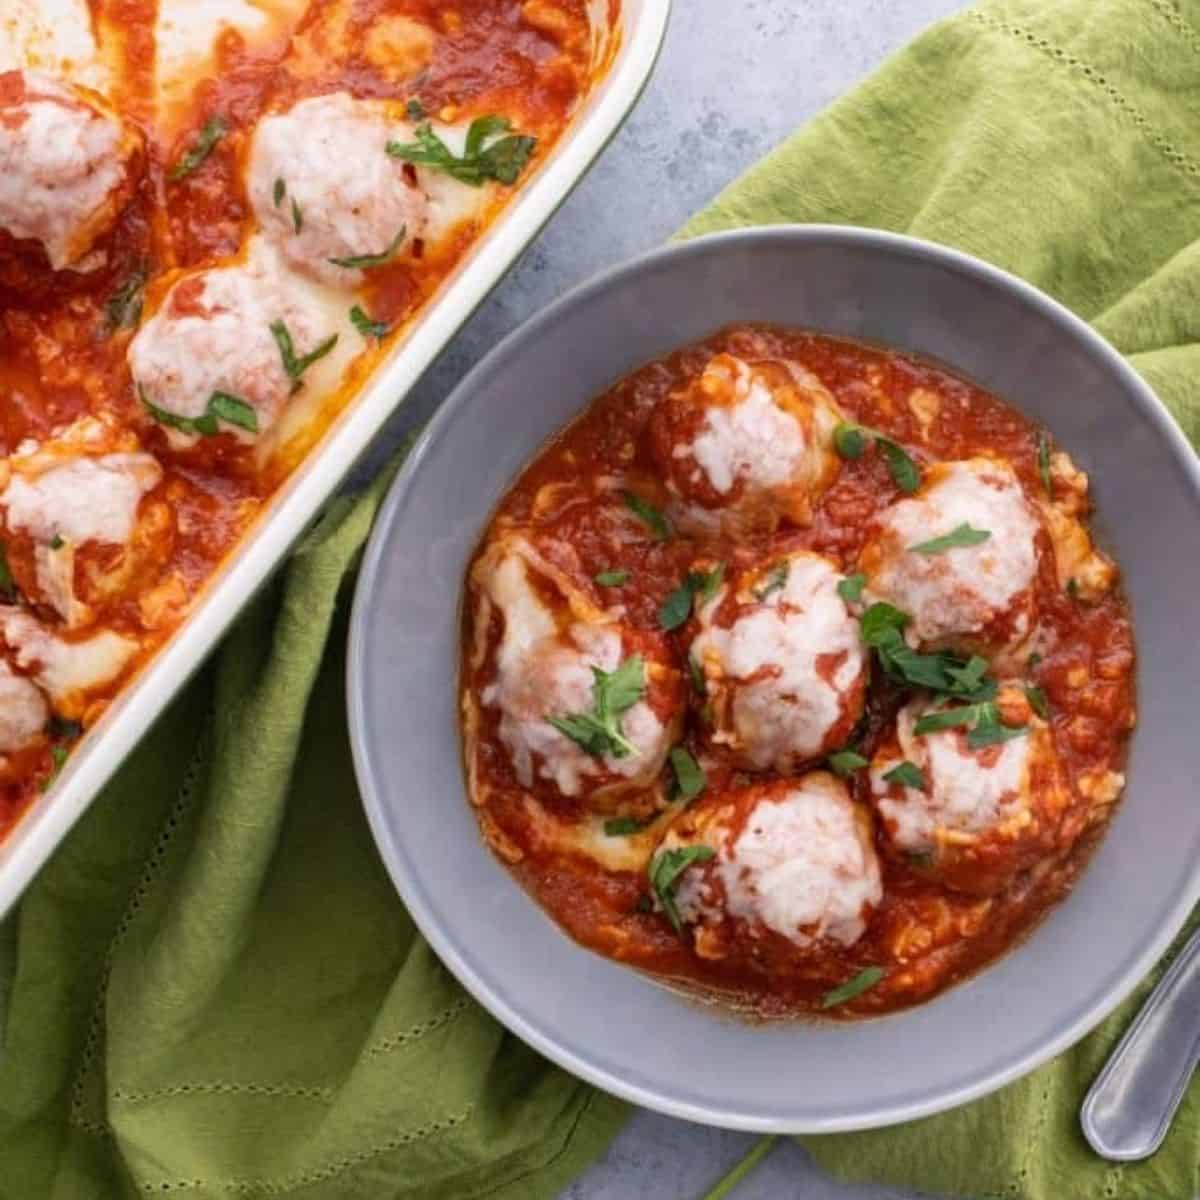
[1081,926,1200,1161]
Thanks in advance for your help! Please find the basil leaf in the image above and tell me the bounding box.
[1028,651,1043,670]
[883,760,926,789]
[753,561,789,601]
[688,655,706,697]
[649,845,714,934]
[944,655,989,693]
[1037,432,1052,496]
[49,534,65,550]
[349,305,390,339]
[141,387,257,437]
[913,706,982,736]
[833,422,868,460]
[878,438,921,493]
[1066,578,1080,599]
[208,392,259,433]
[967,719,1028,750]
[659,578,698,631]
[837,573,866,603]
[104,266,147,332]
[1025,685,1049,720]
[406,98,426,121]
[169,115,227,180]
[908,523,991,555]
[695,562,726,605]
[46,743,69,785]
[604,816,647,836]
[594,569,629,587]
[860,601,909,642]
[547,655,645,759]
[821,966,885,1009]
[291,198,303,234]
[270,320,339,390]
[387,116,537,187]
[327,225,407,269]
[669,747,706,799]
[622,491,671,541]
[827,749,869,777]
[0,542,15,600]
[273,177,286,208]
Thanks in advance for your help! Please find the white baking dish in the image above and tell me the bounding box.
[0,0,671,919]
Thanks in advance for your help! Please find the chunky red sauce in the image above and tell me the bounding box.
[461,324,1136,1018]
[0,0,603,842]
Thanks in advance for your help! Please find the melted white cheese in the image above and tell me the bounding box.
[1,608,137,705]
[871,701,1032,851]
[864,458,1038,646]
[0,658,48,753]
[0,71,128,268]
[691,553,864,769]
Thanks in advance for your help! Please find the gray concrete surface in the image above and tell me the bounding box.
[367,1,975,1196]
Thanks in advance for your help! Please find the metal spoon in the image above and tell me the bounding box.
[1081,926,1200,1161]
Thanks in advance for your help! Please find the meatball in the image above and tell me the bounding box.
[474,537,682,811]
[128,259,333,445]
[0,608,139,719]
[0,70,140,270]
[247,93,428,290]
[869,685,1068,896]
[0,659,48,754]
[647,353,843,534]
[651,774,882,965]
[0,417,166,628]
[689,551,867,772]
[859,457,1040,661]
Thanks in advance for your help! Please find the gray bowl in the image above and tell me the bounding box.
[347,226,1200,1132]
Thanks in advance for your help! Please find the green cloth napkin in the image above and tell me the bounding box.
[682,0,1200,1195]
[5,0,1200,1198]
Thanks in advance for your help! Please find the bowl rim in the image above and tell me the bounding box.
[348,223,1200,1132]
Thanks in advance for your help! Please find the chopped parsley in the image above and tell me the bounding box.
[1037,432,1053,496]
[169,116,228,181]
[687,655,706,697]
[0,542,14,600]
[834,422,921,493]
[1067,578,1080,599]
[603,815,648,837]
[659,563,725,631]
[270,320,339,391]
[49,534,65,550]
[913,699,1028,749]
[547,655,645,759]
[46,744,69,786]
[821,966,886,1009]
[837,573,866,603]
[328,225,408,270]
[387,115,537,186]
[908,523,991,555]
[649,845,714,934]
[622,490,671,541]
[350,305,390,340]
[669,746,706,799]
[594,569,630,588]
[827,748,869,777]
[140,387,258,437]
[406,98,426,121]
[104,266,147,332]
[273,177,286,208]
[884,760,926,789]
[752,561,789,602]
[859,603,998,698]
[1025,685,1050,720]
[291,198,303,234]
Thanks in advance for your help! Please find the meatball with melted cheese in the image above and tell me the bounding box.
[859,458,1041,662]
[128,259,333,446]
[868,685,1069,896]
[0,659,49,755]
[0,70,141,270]
[472,537,683,813]
[0,417,168,629]
[247,93,429,290]
[652,774,882,966]
[689,551,866,772]
[647,353,844,534]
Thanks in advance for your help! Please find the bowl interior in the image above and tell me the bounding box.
[348,227,1200,1132]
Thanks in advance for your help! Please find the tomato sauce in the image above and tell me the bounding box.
[0,0,599,839]
[461,324,1137,1018]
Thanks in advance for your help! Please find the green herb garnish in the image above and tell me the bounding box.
[649,845,714,934]
[659,564,725,631]
[834,423,921,492]
[594,569,629,588]
[859,603,998,697]
[49,534,64,550]
[140,387,258,437]
[406,98,426,121]
[752,561,789,601]
[913,699,1027,750]
[291,198,303,234]
[104,267,147,332]
[828,749,869,777]
[46,744,69,786]
[0,542,14,600]
[387,115,537,186]
[1067,578,1080,599]
[821,966,886,1009]
[669,747,706,800]
[604,816,647,837]
[1025,685,1049,720]
[547,655,645,759]
[273,177,286,208]
[688,655,706,697]
[908,523,991,555]
[883,760,926,789]
[1037,433,1052,496]
[833,422,868,459]
[48,716,82,740]
[967,716,1028,749]
[270,319,339,391]
[350,305,390,340]
[170,116,228,181]
[837,573,866,603]
[622,490,671,541]
[328,224,407,270]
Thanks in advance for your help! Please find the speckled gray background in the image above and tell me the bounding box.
[370,1,976,1195]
